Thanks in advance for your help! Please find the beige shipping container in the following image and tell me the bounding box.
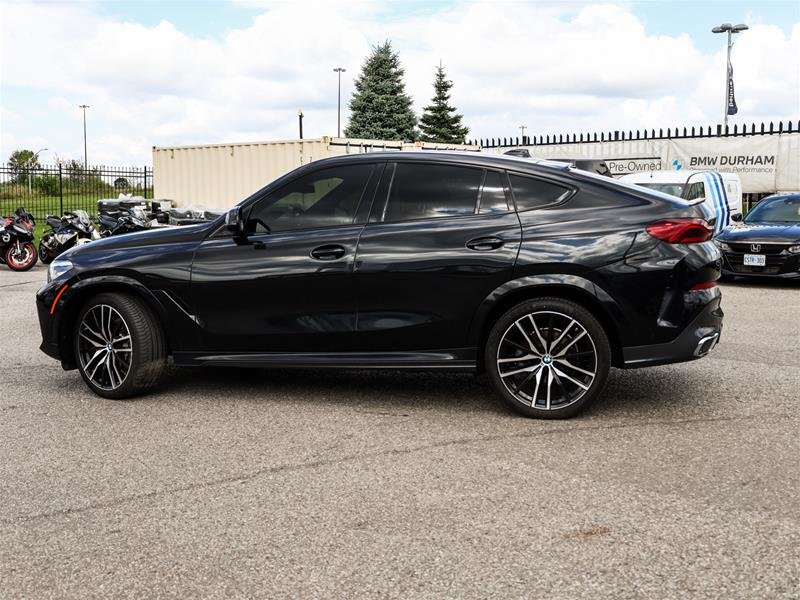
[153,137,479,209]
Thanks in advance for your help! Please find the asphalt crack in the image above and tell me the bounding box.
[0,279,40,289]
[1,411,793,526]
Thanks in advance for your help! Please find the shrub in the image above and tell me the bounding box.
[34,175,60,196]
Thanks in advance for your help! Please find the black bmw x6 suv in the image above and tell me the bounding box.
[37,152,723,418]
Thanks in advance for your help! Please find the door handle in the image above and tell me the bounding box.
[466,237,504,251]
[310,244,346,261]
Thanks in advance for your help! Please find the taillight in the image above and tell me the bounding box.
[689,281,718,291]
[646,218,713,243]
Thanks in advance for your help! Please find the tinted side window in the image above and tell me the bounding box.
[384,163,482,222]
[247,164,374,233]
[479,171,509,214]
[509,174,571,211]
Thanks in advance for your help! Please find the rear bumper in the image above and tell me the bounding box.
[621,295,723,368]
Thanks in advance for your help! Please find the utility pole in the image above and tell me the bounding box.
[333,67,346,138]
[712,23,748,127]
[79,104,90,168]
[298,110,304,139]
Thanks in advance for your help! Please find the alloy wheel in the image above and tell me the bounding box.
[77,304,133,391]
[496,310,597,410]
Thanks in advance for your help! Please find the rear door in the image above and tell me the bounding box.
[353,161,522,351]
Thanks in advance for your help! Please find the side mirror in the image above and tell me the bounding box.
[731,213,743,222]
[225,207,244,235]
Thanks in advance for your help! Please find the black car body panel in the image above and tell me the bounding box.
[716,193,800,278]
[37,151,723,375]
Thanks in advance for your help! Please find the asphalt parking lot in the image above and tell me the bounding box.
[1,263,798,599]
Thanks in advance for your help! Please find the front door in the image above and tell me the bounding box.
[354,161,522,351]
[191,162,378,353]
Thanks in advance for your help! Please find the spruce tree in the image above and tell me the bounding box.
[419,63,469,144]
[344,41,417,141]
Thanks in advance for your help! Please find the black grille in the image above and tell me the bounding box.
[723,250,794,275]
[727,243,787,255]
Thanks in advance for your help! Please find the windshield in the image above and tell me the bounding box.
[744,197,800,224]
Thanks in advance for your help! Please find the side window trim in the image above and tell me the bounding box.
[477,168,513,214]
[353,161,386,225]
[367,162,396,224]
[505,170,576,212]
[475,169,488,214]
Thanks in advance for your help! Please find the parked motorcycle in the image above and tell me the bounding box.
[99,205,152,237]
[1,207,38,271]
[38,210,100,264]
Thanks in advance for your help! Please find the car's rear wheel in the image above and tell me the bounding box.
[74,293,167,399]
[485,297,611,419]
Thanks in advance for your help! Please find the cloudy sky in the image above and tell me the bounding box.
[1,0,799,165]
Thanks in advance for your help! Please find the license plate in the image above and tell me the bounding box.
[743,254,766,266]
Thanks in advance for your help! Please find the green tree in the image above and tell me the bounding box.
[419,63,469,144]
[7,149,39,182]
[345,41,417,141]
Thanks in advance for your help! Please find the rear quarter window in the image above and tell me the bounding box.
[508,174,572,211]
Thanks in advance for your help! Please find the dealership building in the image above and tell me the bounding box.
[153,120,799,210]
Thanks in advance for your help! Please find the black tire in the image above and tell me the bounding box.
[38,240,55,264]
[485,297,611,419]
[5,241,38,271]
[73,293,167,399]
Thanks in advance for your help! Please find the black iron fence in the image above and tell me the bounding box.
[468,119,800,148]
[0,164,152,224]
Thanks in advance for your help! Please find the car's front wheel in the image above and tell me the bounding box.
[74,293,167,399]
[485,297,611,419]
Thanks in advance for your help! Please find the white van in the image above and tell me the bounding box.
[620,170,742,234]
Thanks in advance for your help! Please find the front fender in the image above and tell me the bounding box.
[466,273,628,349]
[41,274,191,369]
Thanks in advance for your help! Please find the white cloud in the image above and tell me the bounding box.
[1,0,798,164]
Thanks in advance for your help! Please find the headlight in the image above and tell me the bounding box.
[48,258,73,283]
[714,240,731,252]
[788,245,800,254]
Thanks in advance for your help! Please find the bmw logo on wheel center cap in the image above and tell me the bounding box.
[542,354,553,365]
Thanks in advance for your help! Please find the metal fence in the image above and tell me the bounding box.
[0,164,152,223]
[467,119,800,148]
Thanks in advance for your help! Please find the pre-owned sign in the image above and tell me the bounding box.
[605,157,662,175]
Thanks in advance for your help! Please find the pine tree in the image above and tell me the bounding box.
[419,62,469,144]
[344,41,417,141]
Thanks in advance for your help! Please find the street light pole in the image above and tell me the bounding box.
[79,104,90,168]
[333,67,346,137]
[712,23,748,127]
[724,28,732,127]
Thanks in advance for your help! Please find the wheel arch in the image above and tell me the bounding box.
[470,275,626,369]
[56,276,171,369]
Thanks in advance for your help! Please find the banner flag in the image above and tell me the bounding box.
[727,63,738,116]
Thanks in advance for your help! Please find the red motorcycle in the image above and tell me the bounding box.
[0,207,38,271]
